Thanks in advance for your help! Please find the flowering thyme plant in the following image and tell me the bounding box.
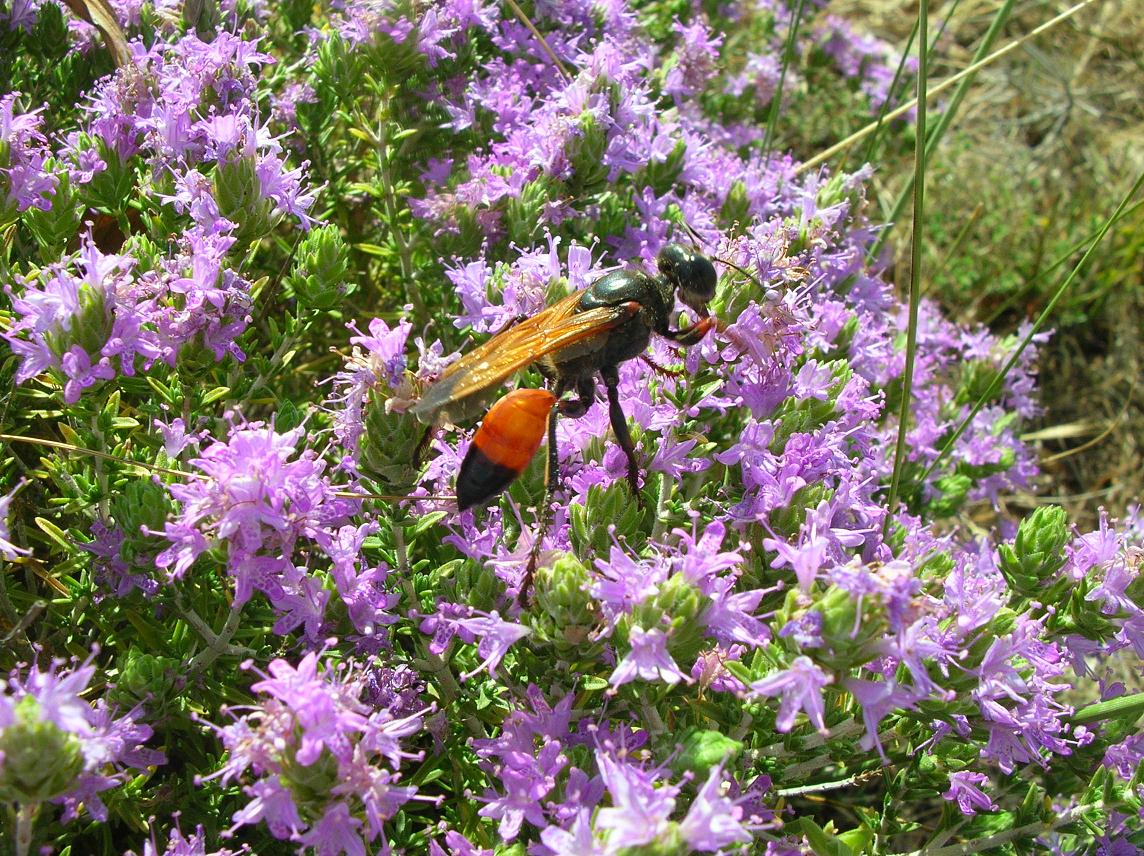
[0,0,1141,854]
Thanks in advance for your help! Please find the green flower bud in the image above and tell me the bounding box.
[289,224,351,310]
[771,360,850,441]
[816,169,865,212]
[360,382,428,491]
[116,651,177,703]
[643,573,707,663]
[720,180,750,230]
[505,176,558,246]
[0,696,86,804]
[570,483,652,557]
[918,550,954,581]
[1061,588,1118,640]
[533,554,605,657]
[280,743,339,809]
[997,506,1069,597]
[312,34,368,107]
[670,729,743,779]
[81,137,136,213]
[640,138,687,196]
[23,163,81,257]
[813,582,886,671]
[214,155,276,249]
[567,111,610,195]
[110,479,172,535]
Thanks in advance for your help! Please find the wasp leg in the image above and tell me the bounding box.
[520,377,595,606]
[663,315,718,346]
[601,365,644,508]
[492,312,530,336]
[640,352,686,378]
[413,423,435,468]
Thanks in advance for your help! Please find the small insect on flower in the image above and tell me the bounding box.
[411,244,720,598]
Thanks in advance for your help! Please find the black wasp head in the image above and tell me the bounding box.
[656,243,716,318]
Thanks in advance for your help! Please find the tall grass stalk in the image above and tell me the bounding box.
[883,0,928,530]
[850,0,962,172]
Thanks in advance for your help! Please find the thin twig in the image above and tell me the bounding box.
[502,0,572,82]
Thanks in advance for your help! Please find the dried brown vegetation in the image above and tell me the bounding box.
[833,0,1144,527]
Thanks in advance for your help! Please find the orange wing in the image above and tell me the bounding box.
[411,291,639,422]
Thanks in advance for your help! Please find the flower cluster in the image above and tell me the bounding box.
[813,15,919,112]
[0,92,56,218]
[199,651,429,852]
[0,650,165,824]
[2,30,316,405]
[155,422,401,647]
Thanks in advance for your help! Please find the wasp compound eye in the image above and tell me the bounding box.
[658,244,716,316]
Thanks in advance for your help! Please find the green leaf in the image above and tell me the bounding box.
[34,517,71,550]
[201,387,232,405]
[790,817,854,856]
[355,242,388,257]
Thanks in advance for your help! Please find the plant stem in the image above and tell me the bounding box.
[15,801,38,856]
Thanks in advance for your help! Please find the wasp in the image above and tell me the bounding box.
[412,244,719,593]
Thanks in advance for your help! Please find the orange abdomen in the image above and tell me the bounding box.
[457,389,556,511]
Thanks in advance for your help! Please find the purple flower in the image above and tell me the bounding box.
[595,752,679,849]
[0,478,30,560]
[942,771,997,816]
[0,650,165,822]
[478,739,565,840]
[664,18,724,100]
[296,802,365,856]
[540,809,608,856]
[0,92,57,215]
[154,422,357,640]
[341,317,411,392]
[609,626,689,688]
[844,678,919,762]
[749,656,832,734]
[1102,734,1144,781]
[451,610,532,680]
[202,652,427,850]
[678,763,753,851]
[126,817,250,856]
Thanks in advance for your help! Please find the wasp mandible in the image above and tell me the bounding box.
[411,244,718,582]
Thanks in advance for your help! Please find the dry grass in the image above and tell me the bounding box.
[830,0,1144,528]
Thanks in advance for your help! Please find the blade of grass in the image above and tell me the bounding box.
[763,0,808,154]
[882,0,928,532]
[797,0,1097,177]
[502,0,572,82]
[868,0,1017,261]
[914,170,1144,490]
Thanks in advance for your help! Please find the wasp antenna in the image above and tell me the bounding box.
[712,255,766,291]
